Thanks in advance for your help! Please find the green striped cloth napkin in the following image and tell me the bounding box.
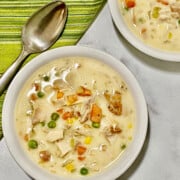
[0,0,106,139]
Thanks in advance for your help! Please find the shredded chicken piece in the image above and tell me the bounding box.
[80,111,90,124]
[158,9,171,21]
[99,144,107,151]
[56,140,72,157]
[53,79,70,90]
[103,124,122,143]
[110,125,122,134]
[79,96,95,123]
[170,2,180,13]
[73,127,91,137]
[25,117,33,137]
[158,3,180,22]
[62,159,74,167]
[89,162,100,172]
[171,12,180,19]
[43,85,53,93]
[46,129,64,142]
[104,91,122,115]
[31,107,46,125]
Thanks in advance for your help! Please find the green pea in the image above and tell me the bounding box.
[124,7,129,11]
[43,75,50,81]
[28,139,38,149]
[40,121,45,126]
[51,112,59,121]
[92,122,100,128]
[80,167,88,175]
[138,17,145,23]
[121,144,126,150]
[37,91,45,98]
[48,120,56,128]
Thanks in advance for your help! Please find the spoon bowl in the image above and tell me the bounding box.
[0,0,67,95]
[22,1,67,53]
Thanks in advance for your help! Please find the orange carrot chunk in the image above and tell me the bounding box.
[57,90,64,99]
[78,156,86,161]
[62,111,74,120]
[67,94,78,104]
[29,93,37,101]
[77,145,87,155]
[56,108,64,114]
[76,86,92,96]
[125,0,136,8]
[157,0,169,5]
[90,104,102,123]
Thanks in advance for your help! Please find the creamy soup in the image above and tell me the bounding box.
[118,0,180,52]
[15,57,135,178]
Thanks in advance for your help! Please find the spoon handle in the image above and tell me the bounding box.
[0,48,29,96]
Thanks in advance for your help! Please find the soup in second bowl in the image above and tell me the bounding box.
[118,0,180,52]
[15,56,135,178]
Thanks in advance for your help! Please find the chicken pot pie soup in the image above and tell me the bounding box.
[118,0,180,52]
[15,56,135,178]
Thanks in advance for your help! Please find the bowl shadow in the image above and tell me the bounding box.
[113,22,180,73]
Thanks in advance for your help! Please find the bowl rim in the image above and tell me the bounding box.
[108,0,180,62]
[2,45,148,180]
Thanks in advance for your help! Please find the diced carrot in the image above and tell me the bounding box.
[141,28,147,34]
[75,111,81,117]
[157,0,168,5]
[29,93,37,101]
[57,108,64,114]
[67,94,78,104]
[78,156,86,161]
[33,82,41,91]
[76,145,87,155]
[62,111,74,120]
[39,150,51,162]
[125,0,136,8]
[57,90,64,99]
[90,104,102,123]
[24,134,29,141]
[76,86,92,96]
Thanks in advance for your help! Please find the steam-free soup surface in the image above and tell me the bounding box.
[118,0,180,52]
[15,57,135,177]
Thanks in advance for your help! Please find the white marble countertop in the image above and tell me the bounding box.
[1,4,180,180]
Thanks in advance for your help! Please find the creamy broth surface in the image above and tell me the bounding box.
[15,57,135,177]
[118,0,180,52]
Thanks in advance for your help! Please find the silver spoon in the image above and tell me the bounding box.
[0,0,67,95]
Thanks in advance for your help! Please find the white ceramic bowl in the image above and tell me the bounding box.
[108,0,180,62]
[2,46,148,180]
